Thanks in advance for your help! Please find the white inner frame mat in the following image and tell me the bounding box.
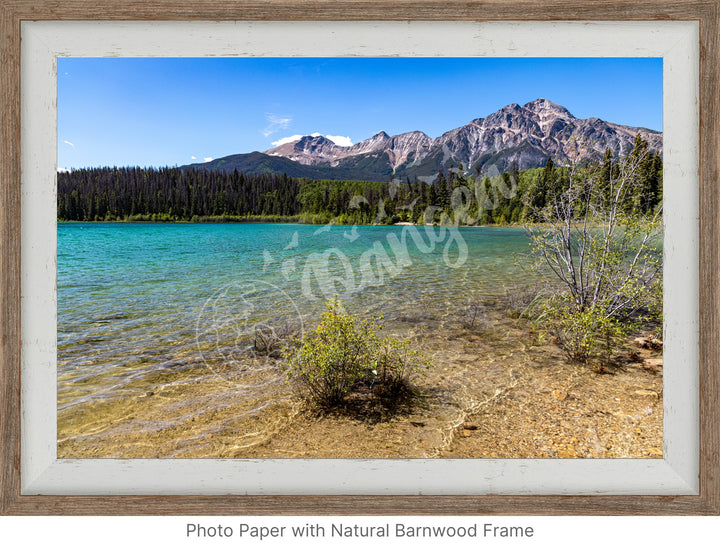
[21,20,699,495]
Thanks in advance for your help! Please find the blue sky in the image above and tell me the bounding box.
[57,57,662,169]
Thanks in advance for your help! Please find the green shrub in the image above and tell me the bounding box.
[284,298,429,410]
[539,297,628,365]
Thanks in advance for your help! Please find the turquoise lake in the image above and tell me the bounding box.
[57,223,533,407]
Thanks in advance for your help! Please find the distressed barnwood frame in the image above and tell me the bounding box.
[1,0,718,515]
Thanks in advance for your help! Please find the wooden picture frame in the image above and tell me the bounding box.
[1,0,718,515]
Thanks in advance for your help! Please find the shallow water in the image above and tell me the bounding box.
[58,222,533,410]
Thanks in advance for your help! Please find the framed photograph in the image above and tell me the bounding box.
[1,1,718,515]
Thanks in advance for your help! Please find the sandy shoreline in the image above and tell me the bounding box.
[57,306,663,459]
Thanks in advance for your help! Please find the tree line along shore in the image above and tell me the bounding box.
[57,136,662,226]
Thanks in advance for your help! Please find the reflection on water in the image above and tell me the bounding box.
[58,222,533,410]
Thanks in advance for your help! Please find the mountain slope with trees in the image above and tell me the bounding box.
[186,99,662,181]
[58,135,662,225]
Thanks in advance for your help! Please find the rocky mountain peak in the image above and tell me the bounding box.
[391,130,430,142]
[523,98,573,118]
[243,99,662,180]
[296,135,336,149]
[264,134,344,164]
[346,131,393,156]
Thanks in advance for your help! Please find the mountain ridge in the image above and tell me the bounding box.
[188,99,662,181]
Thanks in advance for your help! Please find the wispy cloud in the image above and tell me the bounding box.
[191,155,197,160]
[263,113,292,137]
[204,157,214,162]
[63,140,75,148]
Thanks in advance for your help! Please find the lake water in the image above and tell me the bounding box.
[57,223,533,409]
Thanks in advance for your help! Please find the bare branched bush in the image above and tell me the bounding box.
[525,136,663,363]
[253,321,300,359]
[460,298,490,330]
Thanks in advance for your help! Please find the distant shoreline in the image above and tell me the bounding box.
[56,218,527,229]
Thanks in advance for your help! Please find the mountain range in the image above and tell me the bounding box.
[187,98,662,182]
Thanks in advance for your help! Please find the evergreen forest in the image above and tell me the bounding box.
[57,136,662,226]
